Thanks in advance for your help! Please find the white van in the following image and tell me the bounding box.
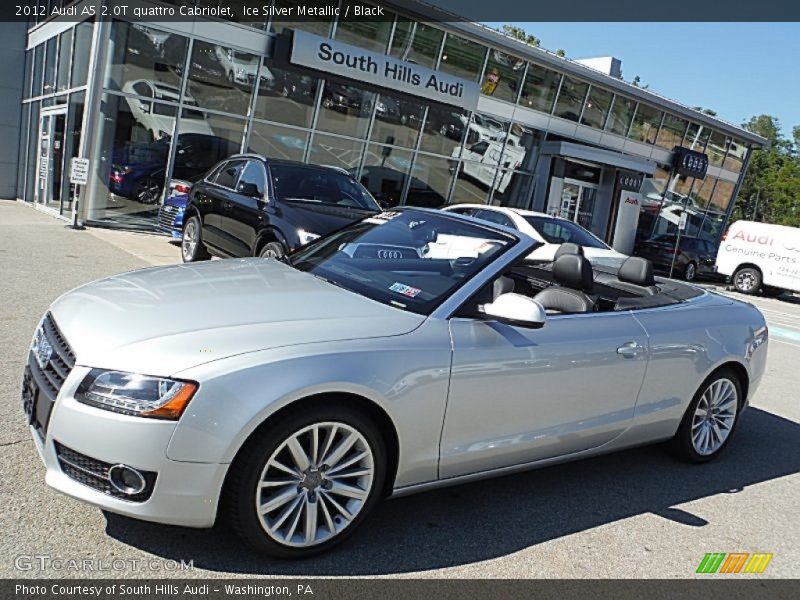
[715,220,800,295]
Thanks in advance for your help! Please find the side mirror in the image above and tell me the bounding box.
[483,293,546,329]
[237,182,262,198]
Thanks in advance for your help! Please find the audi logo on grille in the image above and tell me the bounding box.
[377,249,403,259]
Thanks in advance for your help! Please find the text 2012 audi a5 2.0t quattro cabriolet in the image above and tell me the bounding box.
[22,209,768,558]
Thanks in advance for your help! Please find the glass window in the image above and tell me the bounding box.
[473,208,514,228]
[371,93,424,149]
[605,95,635,136]
[525,215,607,248]
[171,125,243,185]
[707,179,734,214]
[291,210,513,315]
[723,139,747,173]
[520,63,561,114]
[655,113,688,150]
[481,49,524,104]
[56,29,73,92]
[247,121,308,163]
[23,49,33,99]
[186,42,254,117]
[71,21,93,88]
[60,91,85,213]
[32,45,43,97]
[412,153,455,205]
[105,22,186,92]
[390,20,443,69]
[334,5,393,53]
[270,163,379,210]
[706,130,729,167]
[629,103,662,144]
[26,103,39,203]
[308,133,365,172]
[580,86,612,129]
[253,62,319,128]
[419,105,468,155]
[317,81,376,139]
[43,37,57,95]
[553,76,588,122]
[439,34,486,83]
[212,159,245,188]
[88,94,172,225]
[268,0,333,37]
[237,161,267,195]
[683,122,710,151]
[493,169,535,208]
[357,145,415,208]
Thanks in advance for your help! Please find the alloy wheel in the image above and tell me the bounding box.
[735,271,756,292]
[255,422,375,548]
[182,221,198,260]
[685,262,696,281]
[691,378,738,456]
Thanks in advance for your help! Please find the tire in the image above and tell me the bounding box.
[670,368,742,463]
[226,404,387,558]
[258,241,285,259]
[134,177,162,205]
[732,266,761,294]
[683,261,697,282]
[181,216,210,263]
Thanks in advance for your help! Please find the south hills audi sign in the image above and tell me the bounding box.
[289,29,481,110]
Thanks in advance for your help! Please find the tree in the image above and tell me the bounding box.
[555,49,566,57]
[733,115,800,227]
[501,25,540,47]
[631,76,649,89]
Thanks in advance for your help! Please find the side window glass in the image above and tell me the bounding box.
[214,159,245,188]
[237,161,267,196]
[473,209,515,228]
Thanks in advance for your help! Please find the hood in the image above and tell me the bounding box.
[277,201,378,238]
[160,115,214,137]
[50,259,423,376]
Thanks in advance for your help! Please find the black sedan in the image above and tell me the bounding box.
[634,234,718,282]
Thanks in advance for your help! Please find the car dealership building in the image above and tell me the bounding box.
[9,0,767,251]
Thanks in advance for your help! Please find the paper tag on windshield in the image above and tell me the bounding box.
[389,282,422,298]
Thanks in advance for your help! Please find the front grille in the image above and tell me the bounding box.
[54,442,157,503]
[26,313,75,435]
[158,204,180,231]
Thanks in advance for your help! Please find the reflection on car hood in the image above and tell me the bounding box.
[50,259,423,375]
[278,201,377,237]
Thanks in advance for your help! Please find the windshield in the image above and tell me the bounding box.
[271,164,381,211]
[291,210,516,315]
[524,216,608,249]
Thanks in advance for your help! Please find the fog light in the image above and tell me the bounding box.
[108,464,147,495]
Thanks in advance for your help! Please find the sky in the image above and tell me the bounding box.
[485,22,800,139]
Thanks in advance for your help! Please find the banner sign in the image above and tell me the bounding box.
[290,29,480,110]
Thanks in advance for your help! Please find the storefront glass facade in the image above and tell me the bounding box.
[17,1,758,248]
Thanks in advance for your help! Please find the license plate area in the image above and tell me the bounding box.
[22,364,51,439]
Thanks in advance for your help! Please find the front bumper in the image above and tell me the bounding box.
[28,366,227,528]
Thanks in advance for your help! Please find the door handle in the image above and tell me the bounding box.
[617,341,644,358]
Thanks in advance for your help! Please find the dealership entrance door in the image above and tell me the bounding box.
[35,107,68,215]
[556,179,598,229]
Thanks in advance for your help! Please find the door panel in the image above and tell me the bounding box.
[440,312,649,478]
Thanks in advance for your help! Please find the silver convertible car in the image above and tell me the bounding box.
[22,209,768,558]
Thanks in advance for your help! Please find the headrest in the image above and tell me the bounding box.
[553,254,593,292]
[618,257,655,287]
[554,242,585,260]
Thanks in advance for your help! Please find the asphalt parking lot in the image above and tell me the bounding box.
[1,200,798,579]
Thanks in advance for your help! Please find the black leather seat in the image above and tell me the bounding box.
[475,275,515,308]
[534,254,596,314]
[553,242,584,260]
[616,257,659,296]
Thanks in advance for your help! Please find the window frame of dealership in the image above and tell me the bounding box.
[14,0,767,251]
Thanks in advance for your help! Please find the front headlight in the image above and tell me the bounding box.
[75,369,198,420]
[298,229,321,246]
